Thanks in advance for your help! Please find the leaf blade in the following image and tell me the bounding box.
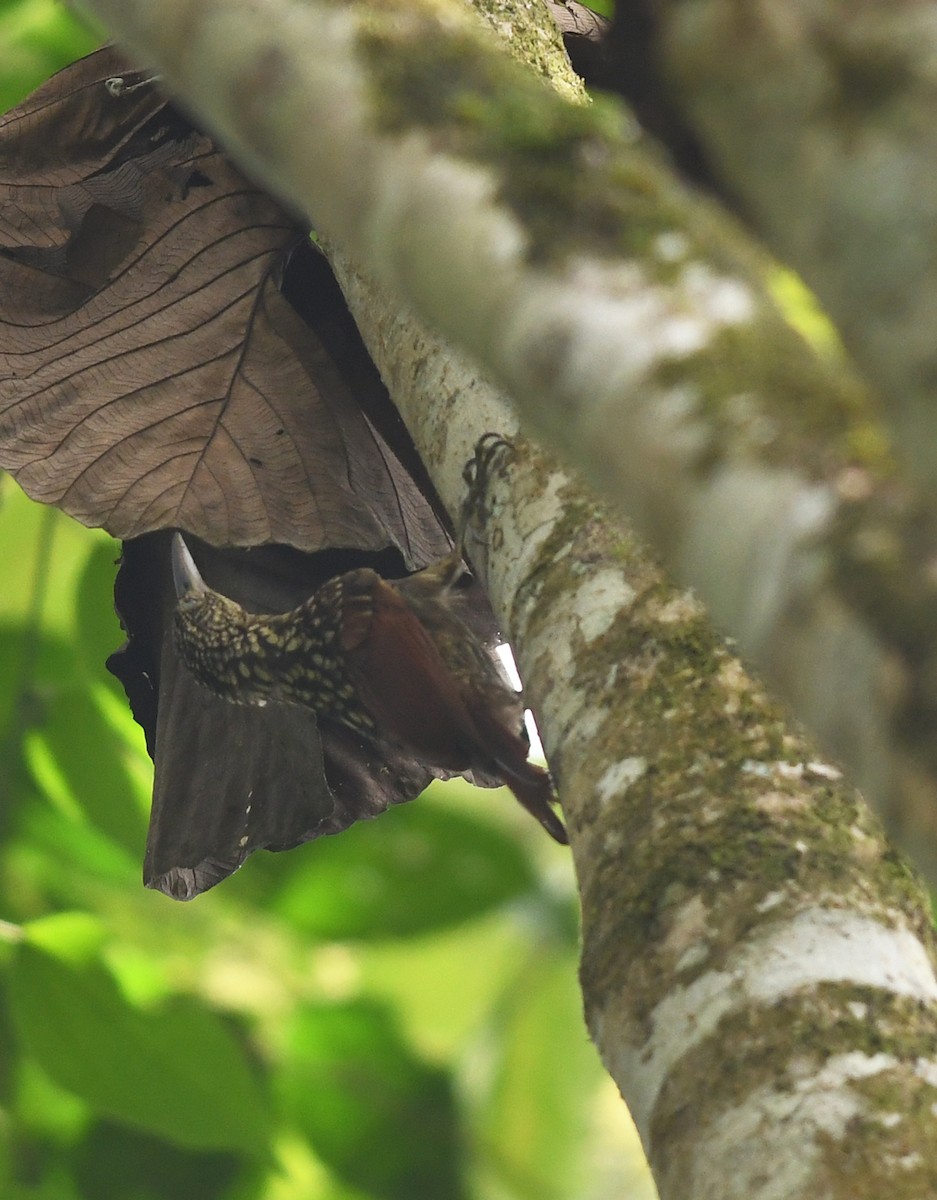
[6,942,272,1154]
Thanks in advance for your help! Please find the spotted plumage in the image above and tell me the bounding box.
[174,550,377,736]
[172,534,566,843]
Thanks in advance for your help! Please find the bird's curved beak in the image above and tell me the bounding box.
[171,533,207,599]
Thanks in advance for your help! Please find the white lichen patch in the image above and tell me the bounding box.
[755,890,786,914]
[744,757,841,800]
[500,255,757,447]
[747,909,937,1003]
[653,230,690,263]
[691,1084,849,1199]
[717,657,750,700]
[603,828,625,854]
[675,941,710,973]
[913,1058,937,1088]
[662,893,710,964]
[805,760,842,781]
[612,907,937,1137]
[534,628,575,692]
[689,1056,900,1200]
[655,589,705,626]
[754,790,809,816]
[568,706,606,744]
[494,469,567,613]
[596,756,647,806]
[775,760,805,781]
[851,828,882,865]
[654,381,702,423]
[680,262,756,325]
[798,1050,900,1095]
[523,566,635,716]
[373,136,529,324]
[575,569,637,642]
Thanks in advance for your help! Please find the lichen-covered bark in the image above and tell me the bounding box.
[650,0,937,491]
[326,253,937,1198]
[499,474,937,1200]
[468,0,584,101]
[75,0,937,885]
[68,1,937,1192]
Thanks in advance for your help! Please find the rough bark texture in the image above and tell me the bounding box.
[491,453,937,1200]
[69,0,937,1195]
[74,0,937,885]
[648,0,937,490]
[326,257,937,1200]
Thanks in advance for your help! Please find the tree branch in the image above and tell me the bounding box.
[74,0,937,882]
[66,0,937,1193]
[649,0,937,489]
[330,253,937,1200]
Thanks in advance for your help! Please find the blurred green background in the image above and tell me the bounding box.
[0,3,654,1196]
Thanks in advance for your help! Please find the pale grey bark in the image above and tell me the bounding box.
[653,0,937,490]
[69,1,937,1194]
[331,255,937,1200]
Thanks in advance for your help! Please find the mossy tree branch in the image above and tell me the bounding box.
[75,0,937,883]
[329,255,937,1200]
[648,0,937,490]
[68,0,937,1193]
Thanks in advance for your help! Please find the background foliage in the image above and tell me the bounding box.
[0,4,653,1196]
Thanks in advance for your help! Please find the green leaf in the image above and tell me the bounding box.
[474,952,603,1200]
[71,1121,242,1200]
[472,945,638,1200]
[74,539,124,687]
[23,685,148,854]
[359,913,532,1057]
[11,803,140,895]
[277,1000,465,1200]
[1,1178,83,1200]
[22,912,106,964]
[272,799,537,940]
[6,944,271,1154]
[12,1053,89,1143]
[0,1,100,112]
[0,491,100,639]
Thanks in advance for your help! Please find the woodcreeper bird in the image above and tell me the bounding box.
[171,534,567,843]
